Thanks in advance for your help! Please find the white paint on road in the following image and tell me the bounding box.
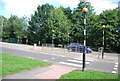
[112,71,116,73]
[115,62,118,65]
[51,58,55,59]
[74,58,94,62]
[59,62,82,68]
[115,65,118,68]
[113,68,118,70]
[43,59,48,61]
[27,57,35,59]
[67,59,90,64]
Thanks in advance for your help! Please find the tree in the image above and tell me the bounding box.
[2,15,28,41]
[97,9,120,52]
[70,0,95,44]
[28,4,54,44]
[45,8,72,45]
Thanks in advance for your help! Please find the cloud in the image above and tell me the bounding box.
[56,0,118,14]
[88,0,118,14]
[56,0,80,8]
[2,0,42,17]
[1,0,119,18]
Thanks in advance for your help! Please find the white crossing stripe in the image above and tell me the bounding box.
[115,65,118,67]
[59,62,82,68]
[74,58,94,62]
[112,71,117,74]
[67,59,90,64]
[115,62,118,65]
[114,68,118,70]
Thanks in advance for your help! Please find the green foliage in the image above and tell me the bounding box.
[69,0,95,43]
[95,9,119,52]
[1,0,119,52]
[28,4,54,44]
[45,8,72,45]
[2,15,28,41]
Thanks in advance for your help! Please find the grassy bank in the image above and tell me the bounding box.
[1,52,52,76]
[60,70,119,79]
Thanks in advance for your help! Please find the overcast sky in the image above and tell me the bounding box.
[0,0,119,18]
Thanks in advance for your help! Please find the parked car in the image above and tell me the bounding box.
[67,43,92,53]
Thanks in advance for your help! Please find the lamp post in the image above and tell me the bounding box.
[68,33,70,44]
[102,25,105,59]
[52,30,55,51]
[82,8,88,71]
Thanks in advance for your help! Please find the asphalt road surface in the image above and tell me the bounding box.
[1,46,119,74]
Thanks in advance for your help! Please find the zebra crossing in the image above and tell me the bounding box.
[59,58,95,68]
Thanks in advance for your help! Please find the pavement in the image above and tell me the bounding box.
[2,65,76,79]
[0,42,119,80]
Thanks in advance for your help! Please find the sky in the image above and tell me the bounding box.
[0,0,119,18]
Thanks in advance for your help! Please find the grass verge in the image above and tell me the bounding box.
[1,52,52,76]
[60,70,119,79]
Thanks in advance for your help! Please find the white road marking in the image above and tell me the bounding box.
[28,57,34,59]
[74,58,94,62]
[43,59,48,61]
[112,71,117,74]
[115,62,118,65]
[59,62,82,68]
[114,68,118,70]
[67,59,90,64]
[115,65,118,68]
[52,58,55,59]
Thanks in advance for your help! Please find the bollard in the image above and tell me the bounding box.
[101,47,104,59]
[98,47,101,58]
[42,44,43,51]
[33,43,37,50]
[64,45,66,54]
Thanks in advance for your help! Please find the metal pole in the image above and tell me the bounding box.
[82,13,86,71]
[102,28,104,59]
[52,32,54,52]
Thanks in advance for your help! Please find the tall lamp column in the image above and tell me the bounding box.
[82,8,88,71]
[52,30,55,51]
[102,25,105,59]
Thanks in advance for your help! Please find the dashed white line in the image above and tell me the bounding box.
[52,58,55,59]
[43,59,48,61]
[27,57,35,59]
[112,71,117,74]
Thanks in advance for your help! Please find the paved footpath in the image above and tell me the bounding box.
[3,65,76,79]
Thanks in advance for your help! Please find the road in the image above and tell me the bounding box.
[1,45,119,74]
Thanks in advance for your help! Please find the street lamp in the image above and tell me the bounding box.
[102,25,105,59]
[52,30,55,51]
[82,8,88,71]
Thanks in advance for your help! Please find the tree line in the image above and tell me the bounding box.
[1,0,120,53]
